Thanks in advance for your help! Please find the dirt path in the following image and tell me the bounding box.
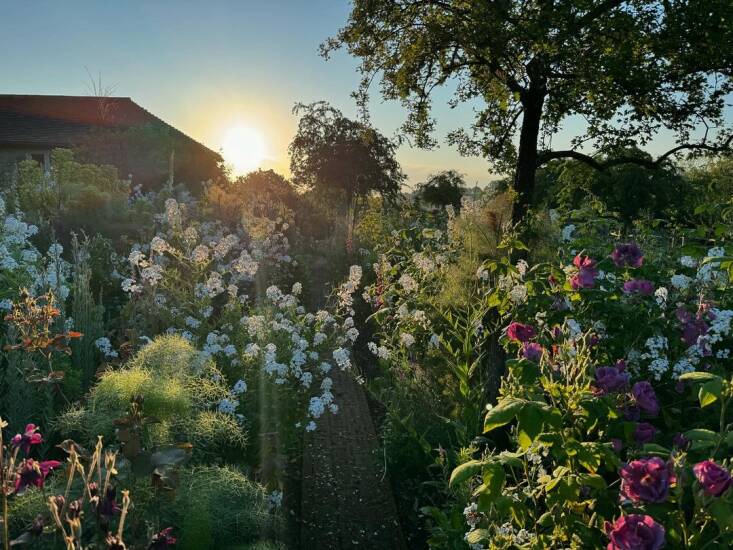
[299,365,405,549]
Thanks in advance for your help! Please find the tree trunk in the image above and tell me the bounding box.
[511,90,545,223]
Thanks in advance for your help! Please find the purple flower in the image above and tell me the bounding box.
[623,279,655,296]
[570,254,598,289]
[522,342,543,362]
[693,460,732,497]
[10,424,43,455]
[634,422,657,444]
[672,432,690,450]
[612,439,624,453]
[605,514,665,550]
[14,459,62,495]
[632,381,659,417]
[611,243,644,268]
[506,322,536,343]
[148,527,177,549]
[620,457,675,503]
[97,485,122,517]
[594,366,630,394]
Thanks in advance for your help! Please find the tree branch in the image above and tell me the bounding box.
[538,135,733,170]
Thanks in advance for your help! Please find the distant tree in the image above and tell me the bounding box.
[534,148,692,222]
[289,101,405,213]
[416,170,466,209]
[324,0,733,222]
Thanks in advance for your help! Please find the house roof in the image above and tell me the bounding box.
[0,94,221,160]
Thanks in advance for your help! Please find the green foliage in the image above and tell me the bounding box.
[289,101,405,203]
[56,335,237,452]
[326,0,733,219]
[70,234,105,389]
[416,170,466,210]
[171,465,274,550]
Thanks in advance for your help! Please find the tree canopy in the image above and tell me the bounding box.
[416,169,466,209]
[288,101,405,206]
[324,0,733,221]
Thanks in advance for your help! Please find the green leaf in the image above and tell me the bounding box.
[699,378,723,408]
[483,397,524,433]
[685,428,719,441]
[450,459,486,488]
[679,372,720,382]
[473,463,505,501]
[577,473,607,490]
[517,404,544,448]
[710,499,733,532]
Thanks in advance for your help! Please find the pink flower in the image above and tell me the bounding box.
[15,459,62,495]
[623,279,654,296]
[632,381,659,417]
[605,514,665,550]
[620,457,675,503]
[693,460,732,497]
[611,243,644,268]
[506,322,535,343]
[570,254,598,289]
[633,422,657,444]
[522,342,543,362]
[149,527,177,548]
[10,424,43,455]
[594,366,630,394]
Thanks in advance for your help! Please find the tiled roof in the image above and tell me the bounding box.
[0,94,220,160]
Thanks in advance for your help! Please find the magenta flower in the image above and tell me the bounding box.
[633,422,657,444]
[594,366,630,394]
[611,243,644,268]
[148,527,177,549]
[570,254,598,289]
[10,424,43,455]
[506,322,536,343]
[14,459,62,495]
[605,514,665,550]
[522,342,543,362]
[632,381,659,417]
[620,457,675,503]
[693,460,732,497]
[622,279,654,296]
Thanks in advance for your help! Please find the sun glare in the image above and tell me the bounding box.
[221,126,266,175]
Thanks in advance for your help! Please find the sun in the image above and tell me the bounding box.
[221,126,266,175]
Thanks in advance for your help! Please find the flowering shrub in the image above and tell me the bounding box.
[451,224,733,548]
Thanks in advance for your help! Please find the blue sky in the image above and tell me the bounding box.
[0,1,714,186]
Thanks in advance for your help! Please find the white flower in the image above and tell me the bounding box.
[671,274,692,290]
[150,236,169,254]
[654,286,668,307]
[218,398,238,414]
[561,224,576,242]
[400,332,415,347]
[190,245,210,263]
[398,273,418,293]
[679,256,697,268]
[509,285,528,304]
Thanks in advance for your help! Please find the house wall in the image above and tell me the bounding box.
[0,147,51,186]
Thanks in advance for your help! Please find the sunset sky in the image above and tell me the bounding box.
[1,0,691,187]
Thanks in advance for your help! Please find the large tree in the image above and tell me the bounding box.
[289,101,404,206]
[323,0,733,221]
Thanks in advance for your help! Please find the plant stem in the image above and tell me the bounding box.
[1,429,8,550]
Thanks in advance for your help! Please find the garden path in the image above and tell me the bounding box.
[299,256,405,549]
